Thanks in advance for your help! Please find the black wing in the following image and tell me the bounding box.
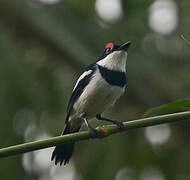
[65,63,96,123]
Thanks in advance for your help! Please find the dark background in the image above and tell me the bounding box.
[0,0,190,179]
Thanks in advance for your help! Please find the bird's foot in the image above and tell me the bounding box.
[89,127,105,138]
[113,121,125,131]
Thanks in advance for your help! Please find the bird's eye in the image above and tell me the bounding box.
[106,48,111,54]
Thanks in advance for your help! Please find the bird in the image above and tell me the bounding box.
[51,41,131,166]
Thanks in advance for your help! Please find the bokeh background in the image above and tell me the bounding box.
[0,0,190,179]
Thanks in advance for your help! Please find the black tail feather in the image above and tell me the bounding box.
[51,123,80,166]
[51,143,75,165]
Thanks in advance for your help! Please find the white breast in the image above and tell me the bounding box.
[71,68,125,119]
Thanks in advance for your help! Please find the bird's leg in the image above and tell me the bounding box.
[81,113,99,138]
[96,114,124,130]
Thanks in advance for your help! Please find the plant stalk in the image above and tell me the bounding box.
[0,111,190,158]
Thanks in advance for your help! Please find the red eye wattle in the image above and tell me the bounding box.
[105,42,114,50]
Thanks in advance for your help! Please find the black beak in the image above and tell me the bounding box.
[119,41,131,51]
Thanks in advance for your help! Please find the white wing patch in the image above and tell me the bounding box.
[72,70,93,92]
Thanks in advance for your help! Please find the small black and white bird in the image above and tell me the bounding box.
[51,41,131,166]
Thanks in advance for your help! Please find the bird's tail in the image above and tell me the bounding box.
[51,123,80,166]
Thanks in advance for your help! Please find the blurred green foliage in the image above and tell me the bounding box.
[0,0,190,180]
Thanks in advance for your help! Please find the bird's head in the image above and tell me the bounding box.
[97,41,131,72]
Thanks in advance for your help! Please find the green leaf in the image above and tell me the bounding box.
[143,99,190,117]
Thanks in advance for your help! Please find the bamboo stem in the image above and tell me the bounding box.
[0,111,190,158]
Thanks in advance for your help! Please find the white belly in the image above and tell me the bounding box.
[70,71,125,120]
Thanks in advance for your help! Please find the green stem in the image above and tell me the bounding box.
[1,111,190,158]
[181,35,190,49]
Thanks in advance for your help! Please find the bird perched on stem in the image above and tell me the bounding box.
[51,41,131,166]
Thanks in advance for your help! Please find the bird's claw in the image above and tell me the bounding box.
[89,127,105,138]
[114,121,125,131]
